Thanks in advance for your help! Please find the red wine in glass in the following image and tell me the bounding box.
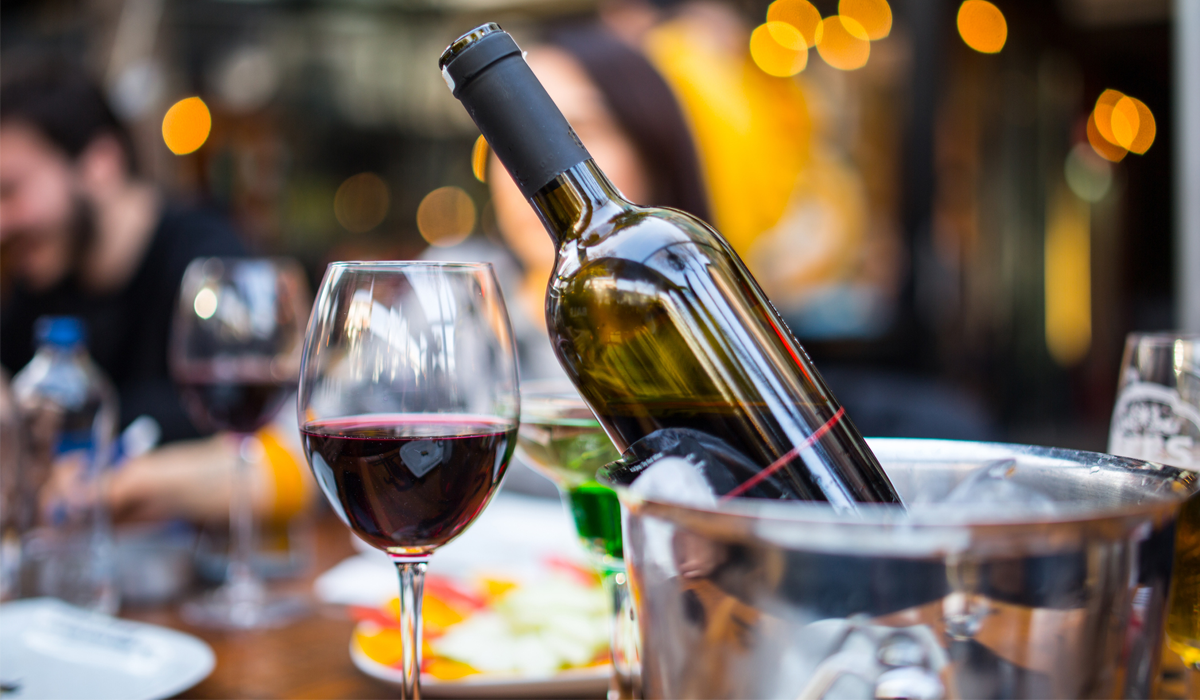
[301,415,516,552]
[180,378,291,434]
[297,261,521,699]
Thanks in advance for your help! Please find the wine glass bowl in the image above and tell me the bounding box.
[297,261,519,699]
[301,416,516,556]
[173,258,307,435]
[1109,333,1200,470]
[517,380,622,569]
[170,256,311,629]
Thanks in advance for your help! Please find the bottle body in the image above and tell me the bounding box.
[441,24,901,506]
[541,164,897,506]
[12,317,119,612]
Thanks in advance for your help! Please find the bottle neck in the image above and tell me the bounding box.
[442,29,592,199]
[530,160,631,246]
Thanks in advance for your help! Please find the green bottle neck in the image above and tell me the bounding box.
[530,160,633,246]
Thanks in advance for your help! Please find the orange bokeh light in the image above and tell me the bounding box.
[1110,97,1140,150]
[1092,89,1123,146]
[161,97,212,155]
[1091,90,1156,155]
[1125,97,1156,154]
[472,135,489,182]
[334,172,390,233]
[750,22,809,77]
[816,16,871,71]
[1087,112,1127,163]
[417,186,476,247]
[957,0,1007,54]
[767,0,822,46]
[839,0,892,41]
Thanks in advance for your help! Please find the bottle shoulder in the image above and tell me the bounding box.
[554,205,731,281]
[12,349,117,414]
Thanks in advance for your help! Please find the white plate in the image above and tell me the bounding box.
[349,638,609,698]
[0,598,215,700]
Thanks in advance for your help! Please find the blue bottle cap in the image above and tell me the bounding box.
[34,316,86,348]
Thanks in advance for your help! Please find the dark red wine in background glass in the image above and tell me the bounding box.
[301,415,516,552]
[179,380,291,434]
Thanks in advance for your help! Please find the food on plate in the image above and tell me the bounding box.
[351,560,609,680]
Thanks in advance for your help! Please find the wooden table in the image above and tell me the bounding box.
[106,509,1200,699]
[123,514,395,699]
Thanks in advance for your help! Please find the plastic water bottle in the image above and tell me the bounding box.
[12,317,119,613]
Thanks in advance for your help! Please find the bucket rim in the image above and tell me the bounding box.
[611,437,1197,532]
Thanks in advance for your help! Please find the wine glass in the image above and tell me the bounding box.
[171,257,311,628]
[1107,333,1200,692]
[516,380,638,699]
[297,261,519,700]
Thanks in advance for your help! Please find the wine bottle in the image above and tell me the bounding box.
[439,24,902,508]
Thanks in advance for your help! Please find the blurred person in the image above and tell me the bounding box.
[601,0,900,335]
[0,58,241,442]
[0,58,312,525]
[604,0,814,255]
[436,23,710,382]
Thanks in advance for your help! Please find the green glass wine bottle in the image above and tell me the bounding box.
[440,24,902,508]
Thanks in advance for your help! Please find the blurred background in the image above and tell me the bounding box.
[1,0,1195,452]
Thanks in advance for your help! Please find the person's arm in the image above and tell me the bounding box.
[107,421,315,523]
[107,434,246,522]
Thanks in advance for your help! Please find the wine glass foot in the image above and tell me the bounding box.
[181,589,308,629]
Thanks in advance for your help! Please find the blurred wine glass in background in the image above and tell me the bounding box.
[1107,333,1200,692]
[171,257,310,628]
[516,380,636,699]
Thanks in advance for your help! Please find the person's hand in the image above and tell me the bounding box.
[106,435,271,522]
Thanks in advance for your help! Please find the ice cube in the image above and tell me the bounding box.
[627,456,718,508]
[936,459,1061,515]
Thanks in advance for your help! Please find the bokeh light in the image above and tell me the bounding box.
[1086,112,1127,163]
[839,0,892,41]
[1092,89,1123,146]
[751,22,809,77]
[213,46,279,113]
[417,186,476,247]
[1125,97,1156,154]
[334,172,390,233]
[1045,187,1091,367]
[161,97,211,155]
[1110,97,1140,150]
[816,16,871,71]
[472,135,489,182]
[957,1,1007,54]
[193,288,218,320]
[1064,143,1113,203]
[767,0,822,46]
[1090,90,1156,156]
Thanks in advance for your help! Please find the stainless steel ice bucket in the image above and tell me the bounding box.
[616,438,1200,699]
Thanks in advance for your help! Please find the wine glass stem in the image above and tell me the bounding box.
[226,435,263,617]
[604,569,639,700]
[393,558,428,700]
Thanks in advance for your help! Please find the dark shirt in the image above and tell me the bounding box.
[0,204,246,443]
